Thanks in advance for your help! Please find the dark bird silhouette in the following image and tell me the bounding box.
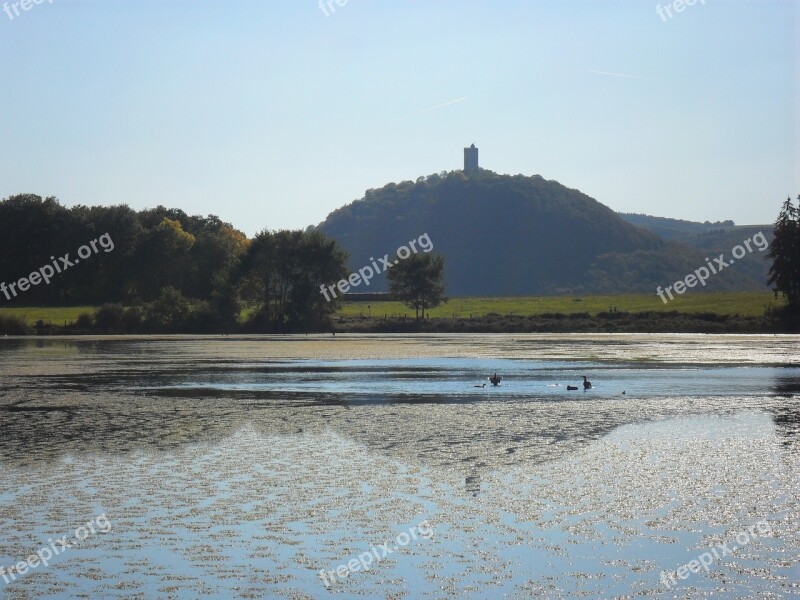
[583,376,592,390]
[567,385,578,391]
[489,373,501,386]
[474,383,486,388]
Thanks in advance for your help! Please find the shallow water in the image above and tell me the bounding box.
[0,334,798,598]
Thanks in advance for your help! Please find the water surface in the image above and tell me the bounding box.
[0,334,797,598]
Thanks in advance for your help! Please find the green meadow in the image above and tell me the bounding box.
[0,291,779,327]
[338,291,778,319]
[0,306,96,327]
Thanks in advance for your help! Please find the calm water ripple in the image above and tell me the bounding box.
[0,334,797,598]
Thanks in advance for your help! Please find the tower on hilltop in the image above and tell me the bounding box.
[464,143,478,173]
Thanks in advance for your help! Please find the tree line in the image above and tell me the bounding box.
[0,194,447,333]
[2,192,797,334]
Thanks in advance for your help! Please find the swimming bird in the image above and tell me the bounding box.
[489,373,501,386]
[567,385,578,391]
[583,376,592,390]
[474,383,486,388]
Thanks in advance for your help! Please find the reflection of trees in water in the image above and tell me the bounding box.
[465,471,481,496]
[772,407,800,450]
[772,375,800,397]
[764,377,799,499]
[771,376,800,449]
[0,383,613,476]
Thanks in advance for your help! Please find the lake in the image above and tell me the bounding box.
[0,334,798,598]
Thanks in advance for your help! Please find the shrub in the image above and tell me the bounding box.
[145,287,190,331]
[0,315,30,335]
[123,306,142,332]
[94,304,126,333]
[184,300,222,333]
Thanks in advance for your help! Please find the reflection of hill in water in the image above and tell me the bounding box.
[2,378,798,482]
[1,337,797,598]
[0,336,798,477]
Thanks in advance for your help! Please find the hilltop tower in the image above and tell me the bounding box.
[464,143,479,173]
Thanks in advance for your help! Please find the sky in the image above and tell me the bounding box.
[0,0,797,236]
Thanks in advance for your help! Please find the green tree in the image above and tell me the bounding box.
[285,230,350,328]
[767,195,800,309]
[237,229,348,331]
[210,271,241,330]
[93,304,126,333]
[387,253,447,319]
[132,218,196,299]
[185,222,249,300]
[0,194,76,304]
[146,286,191,331]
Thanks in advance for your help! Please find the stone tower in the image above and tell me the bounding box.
[464,143,479,173]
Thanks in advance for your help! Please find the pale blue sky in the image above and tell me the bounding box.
[0,0,797,235]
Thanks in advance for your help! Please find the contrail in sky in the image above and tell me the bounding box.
[403,96,468,118]
[588,70,665,82]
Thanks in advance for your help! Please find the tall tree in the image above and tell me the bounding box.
[132,217,196,300]
[237,229,348,331]
[767,195,800,309]
[387,253,447,319]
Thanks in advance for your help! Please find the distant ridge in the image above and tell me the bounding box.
[618,213,737,240]
[318,170,764,296]
[619,213,773,292]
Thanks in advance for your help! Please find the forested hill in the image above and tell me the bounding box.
[317,170,762,296]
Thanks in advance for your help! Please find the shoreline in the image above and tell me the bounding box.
[332,311,792,334]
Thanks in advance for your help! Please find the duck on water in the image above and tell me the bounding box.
[478,374,596,391]
[566,377,591,391]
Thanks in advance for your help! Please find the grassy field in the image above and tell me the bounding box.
[338,291,778,319]
[0,291,779,327]
[0,306,95,326]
